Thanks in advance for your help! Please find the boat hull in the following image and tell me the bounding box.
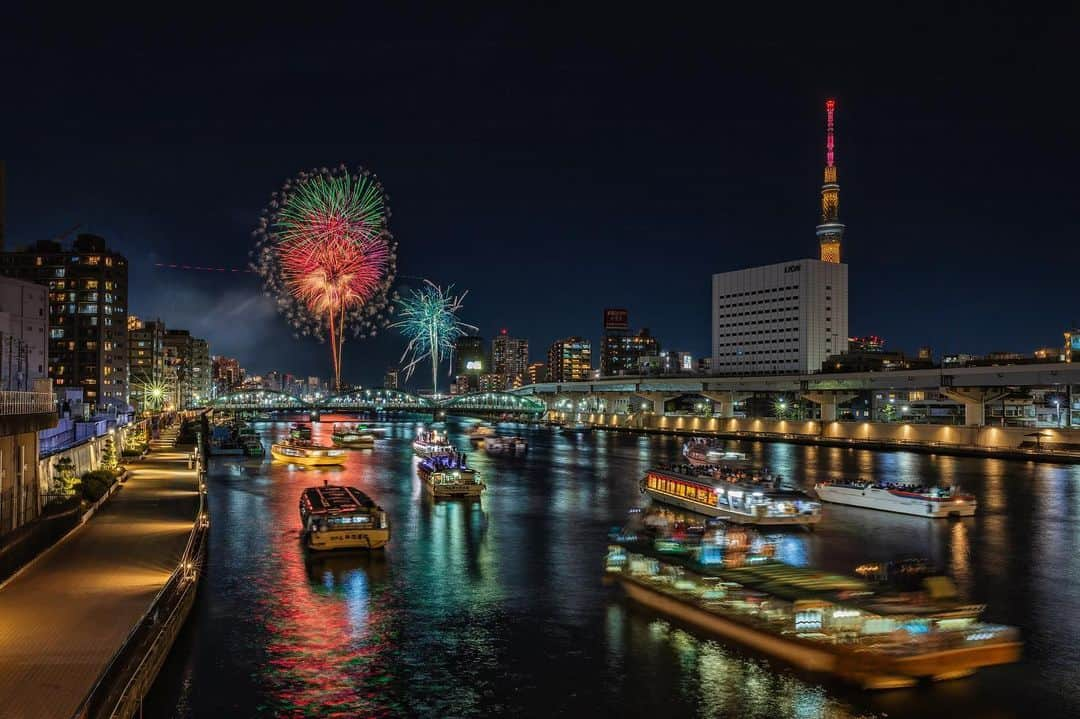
[644,487,821,527]
[306,527,389,551]
[425,476,485,498]
[815,485,976,518]
[333,435,375,449]
[615,573,1020,689]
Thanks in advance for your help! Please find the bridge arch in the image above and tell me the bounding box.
[210,389,305,410]
[322,388,435,411]
[441,391,546,416]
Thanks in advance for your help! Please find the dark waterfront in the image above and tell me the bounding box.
[148,419,1080,718]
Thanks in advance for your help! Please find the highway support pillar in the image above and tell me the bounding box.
[940,387,1010,427]
[801,391,857,421]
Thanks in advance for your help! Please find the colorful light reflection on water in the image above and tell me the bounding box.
[149,419,1080,718]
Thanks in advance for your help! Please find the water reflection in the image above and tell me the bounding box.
[148,421,1080,719]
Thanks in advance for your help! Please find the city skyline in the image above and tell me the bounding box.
[3,7,1078,385]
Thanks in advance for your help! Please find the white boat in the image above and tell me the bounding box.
[683,440,748,467]
[642,467,821,527]
[483,436,528,456]
[413,428,453,458]
[814,481,976,518]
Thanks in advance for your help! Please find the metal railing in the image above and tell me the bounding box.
[0,391,56,416]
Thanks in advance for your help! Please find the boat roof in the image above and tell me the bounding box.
[301,485,378,514]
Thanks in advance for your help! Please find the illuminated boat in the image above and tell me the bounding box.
[289,423,312,441]
[604,540,1020,689]
[814,480,977,518]
[682,439,748,467]
[331,424,376,448]
[483,435,528,456]
[300,483,390,550]
[642,467,821,527]
[270,439,347,466]
[412,428,453,458]
[466,423,497,441]
[417,454,484,498]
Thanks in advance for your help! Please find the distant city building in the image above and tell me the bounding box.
[163,330,194,409]
[212,356,243,396]
[917,345,933,361]
[697,357,712,373]
[264,370,282,392]
[848,335,885,352]
[526,362,547,385]
[478,373,505,392]
[548,337,591,382]
[451,374,470,395]
[0,275,47,390]
[1066,328,1080,363]
[0,234,129,410]
[384,368,399,389]
[601,313,659,376]
[191,338,211,405]
[129,317,166,411]
[453,334,485,392]
[712,258,848,375]
[660,351,694,374]
[491,329,528,387]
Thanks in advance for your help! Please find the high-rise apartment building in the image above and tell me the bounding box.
[601,326,659,376]
[453,335,485,392]
[491,329,528,387]
[547,337,591,382]
[384,368,398,389]
[0,234,129,410]
[526,362,547,385]
[128,316,166,411]
[191,338,211,405]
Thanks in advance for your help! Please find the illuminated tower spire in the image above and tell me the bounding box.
[816,99,844,263]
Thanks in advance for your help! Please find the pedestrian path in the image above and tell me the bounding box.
[0,426,199,719]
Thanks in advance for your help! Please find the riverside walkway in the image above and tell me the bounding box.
[0,427,200,719]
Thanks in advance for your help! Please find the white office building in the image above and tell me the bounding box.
[711,258,848,375]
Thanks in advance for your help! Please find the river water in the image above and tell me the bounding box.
[147,418,1080,718]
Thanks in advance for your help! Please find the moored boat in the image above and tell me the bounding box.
[271,439,347,466]
[290,423,312,441]
[300,483,390,550]
[682,439,748,467]
[814,480,977,518]
[331,423,376,448]
[483,435,528,456]
[642,466,821,527]
[413,428,453,457]
[605,527,1020,689]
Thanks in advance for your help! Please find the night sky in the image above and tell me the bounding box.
[3,4,1077,387]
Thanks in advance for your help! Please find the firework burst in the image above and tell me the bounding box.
[251,164,397,388]
[392,281,476,395]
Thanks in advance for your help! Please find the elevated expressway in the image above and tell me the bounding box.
[513,363,1080,427]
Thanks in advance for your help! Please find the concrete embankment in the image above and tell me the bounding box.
[561,413,1080,463]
